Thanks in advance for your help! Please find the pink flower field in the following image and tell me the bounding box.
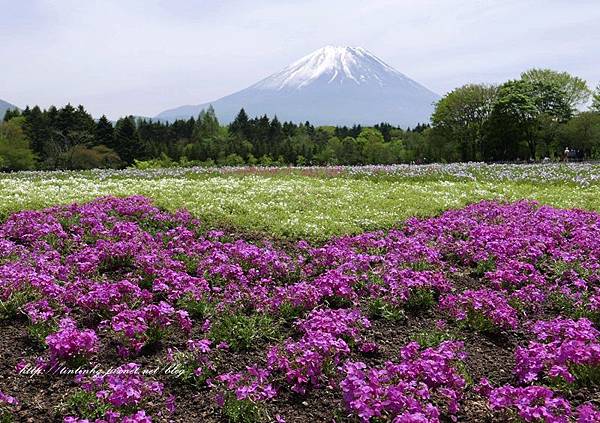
[1,196,600,422]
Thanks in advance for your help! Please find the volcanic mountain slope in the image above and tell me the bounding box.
[0,99,18,120]
[156,46,440,127]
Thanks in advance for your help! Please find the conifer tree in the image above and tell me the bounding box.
[94,115,115,147]
[23,106,50,159]
[229,108,250,137]
[114,116,146,164]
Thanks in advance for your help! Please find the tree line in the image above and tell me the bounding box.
[1,68,599,171]
[430,69,600,162]
[0,105,432,170]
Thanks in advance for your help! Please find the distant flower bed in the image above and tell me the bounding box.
[1,163,599,240]
[3,162,600,185]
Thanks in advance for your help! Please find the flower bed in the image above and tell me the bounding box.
[0,196,599,422]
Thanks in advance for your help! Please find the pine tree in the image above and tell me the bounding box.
[73,105,96,133]
[94,115,115,147]
[46,106,58,128]
[56,103,77,133]
[269,116,283,157]
[114,116,145,164]
[23,106,50,159]
[255,115,271,157]
[229,108,250,137]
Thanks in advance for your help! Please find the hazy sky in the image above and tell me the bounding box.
[1,0,599,119]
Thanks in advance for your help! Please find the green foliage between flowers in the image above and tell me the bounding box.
[62,390,111,421]
[220,395,268,423]
[367,298,406,322]
[210,313,279,351]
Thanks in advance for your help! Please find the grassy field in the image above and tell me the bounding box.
[1,164,600,239]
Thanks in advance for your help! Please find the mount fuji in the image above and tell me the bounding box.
[0,98,18,120]
[156,46,440,127]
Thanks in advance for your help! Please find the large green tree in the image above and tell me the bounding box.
[558,112,600,158]
[431,84,498,161]
[184,106,225,162]
[356,128,392,164]
[194,106,221,140]
[521,68,591,110]
[489,79,572,159]
[0,117,37,170]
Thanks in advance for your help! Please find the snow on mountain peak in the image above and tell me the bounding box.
[156,45,440,126]
[252,45,406,91]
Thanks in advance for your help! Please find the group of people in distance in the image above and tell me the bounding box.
[563,147,583,162]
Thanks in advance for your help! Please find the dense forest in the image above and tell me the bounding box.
[1,68,599,171]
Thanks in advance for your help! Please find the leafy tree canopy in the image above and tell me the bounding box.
[521,68,591,109]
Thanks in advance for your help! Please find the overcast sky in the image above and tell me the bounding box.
[1,0,599,120]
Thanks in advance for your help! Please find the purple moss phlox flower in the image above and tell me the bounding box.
[2,196,600,421]
[440,288,519,331]
[340,341,467,422]
[45,317,98,361]
[0,390,18,406]
[515,318,600,384]
[216,365,276,403]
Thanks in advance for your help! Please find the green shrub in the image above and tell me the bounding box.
[177,295,214,320]
[367,298,406,322]
[221,396,267,423]
[414,327,458,349]
[62,390,109,421]
[0,290,34,320]
[406,288,437,312]
[210,313,278,351]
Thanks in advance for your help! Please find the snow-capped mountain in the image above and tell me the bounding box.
[0,98,18,120]
[156,46,440,126]
[252,46,412,90]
